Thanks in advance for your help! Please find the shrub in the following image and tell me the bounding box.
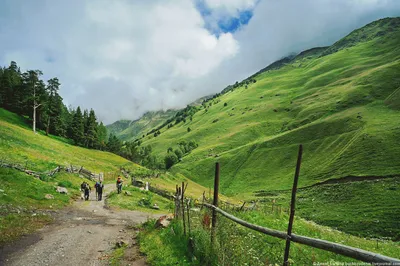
[138,193,153,207]
[187,127,191,132]
[165,153,178,169]
[174,149,183,159]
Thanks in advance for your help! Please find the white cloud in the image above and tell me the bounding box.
[204,0,257,13]
[0,0,399,124]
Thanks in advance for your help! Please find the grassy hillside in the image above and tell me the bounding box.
[107,110,177,141]
[0,108,144,177]
[129,18,400,239]
[138,17,400,195]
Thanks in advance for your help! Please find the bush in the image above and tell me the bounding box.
[138,193,153,207]
[224,102,228,107]
[174,149,183,159]
[165,153,178,169]
[187,127,191,132]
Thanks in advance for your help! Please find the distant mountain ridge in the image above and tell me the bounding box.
[106,109,177,141]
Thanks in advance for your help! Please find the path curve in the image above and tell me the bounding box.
[1,184,162,266]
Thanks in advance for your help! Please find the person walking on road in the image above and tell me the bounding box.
[116,176,123,194]
[84,182,91,201]
[94,181,100,200]
[97,181,104,201]
[80,182,86,200]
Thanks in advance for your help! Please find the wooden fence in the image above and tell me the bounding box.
[0,159,102,181]
[177,145,400,265]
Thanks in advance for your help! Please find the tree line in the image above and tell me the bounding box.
[0,61,199,169]
[0,61,107,149]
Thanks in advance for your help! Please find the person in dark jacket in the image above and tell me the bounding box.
[97,181,104,201]
[94,181,100,200]
[84,183,91,201]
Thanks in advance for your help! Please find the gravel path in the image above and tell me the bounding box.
[0,184,161,266]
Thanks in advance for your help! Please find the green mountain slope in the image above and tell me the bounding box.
[0,108,143,175]
[137,17,400,196]
[106,110,177,141]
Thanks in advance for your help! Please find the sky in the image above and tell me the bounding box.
[0,0,400,124]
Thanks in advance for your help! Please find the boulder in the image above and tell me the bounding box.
[115,240,128,248]
[155,215,172,228]
[56,186,68,194]
[124,191,132,196]
[45,194,54,199]
[151,204,160,210]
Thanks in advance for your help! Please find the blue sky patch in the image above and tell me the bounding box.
[194,0,255,35]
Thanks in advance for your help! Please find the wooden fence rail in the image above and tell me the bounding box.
[203,203,400,264]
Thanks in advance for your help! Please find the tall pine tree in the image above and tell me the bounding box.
[86,109,98,148]
[71,106,84,146]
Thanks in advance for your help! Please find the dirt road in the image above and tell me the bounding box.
[0,184,162,266]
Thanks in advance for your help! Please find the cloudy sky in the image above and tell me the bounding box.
[1,0,399,123]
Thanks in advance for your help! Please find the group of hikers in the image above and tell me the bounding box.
[80,176,124,201]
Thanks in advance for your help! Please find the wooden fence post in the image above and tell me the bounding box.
[187,199,191,235]
[182,182,187,236]
[211,162,220,245]
[175,185,179,218]
[283,144,303,266]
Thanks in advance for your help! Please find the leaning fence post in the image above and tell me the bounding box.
[211,162,220,245]
[186,198,191,235]
[182,182,187,236]
[283,144,303,266]
[174,185,179,218]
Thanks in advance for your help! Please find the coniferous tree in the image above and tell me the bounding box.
[45,78,62,135]
[97,122,108,150]
[86,109,98,148]
[107,134,122,153]
[71,106,84,145]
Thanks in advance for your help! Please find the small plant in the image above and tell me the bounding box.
[138,193,153,207]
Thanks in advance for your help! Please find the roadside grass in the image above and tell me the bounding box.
[0,214,52,245]
[139,208,400,265]
[109,244,127,266]
[107,186,173,214]
[138,220,197,266]
[0,168,94,245]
